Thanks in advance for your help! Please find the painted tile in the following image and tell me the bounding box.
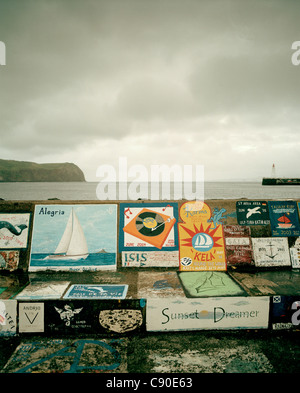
[122,251,178,267]
[205,201,238,227]
[0,287,6,295]
[0,250,19,271]
[148,346,274,373]
[179,201,226,271]
[251,237,291,267]
[223,225,254,267]
[19,302,44,333]
[0,274,29,299]
[29,204,117,272]
[137,271,185,298]
[178,271,246,297]
[290,237,300,268]
[119,203,179,268]
[63,284,128,299]
[236,201,270,226]
[146,297,270,331]
[0,300,17,336]
[44,299,146,335]
[0,213,30,248]
[230,270,300,296]
[271,295,300,330]
[268,201,300,237]
[15,280,70,300]
[2,338,128,373]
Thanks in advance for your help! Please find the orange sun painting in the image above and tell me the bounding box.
[181,222,224,250]
[179,221,226,271]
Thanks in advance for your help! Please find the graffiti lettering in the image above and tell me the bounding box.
[15,339,122,373]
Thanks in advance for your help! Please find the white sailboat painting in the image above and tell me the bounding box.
[29,204,117,272]
[44,208,89,261]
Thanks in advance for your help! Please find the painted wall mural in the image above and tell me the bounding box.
[16,280,70,300]
[0,250,19,271]
[251,237,291,267]
[119,203,179,267]
[146,297,270,332]
[290,237,300,268]
[63,284,128,299]
[137,271,185,298]
[29,204,117,272]
[271,295,300,330]
[0,299,17,336]
[223,225,254,267]
[2,338,128,373]
[0,213,30,249]
[179,201,226,271]
[236,201,270,226]
[268,201,300,237]
[178,271,246,297]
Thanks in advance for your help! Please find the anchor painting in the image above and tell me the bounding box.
[29,204,117,272]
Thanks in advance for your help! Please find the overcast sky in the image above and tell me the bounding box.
[0,0,299,181]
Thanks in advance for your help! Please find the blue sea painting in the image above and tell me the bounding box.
[29,204,117,272]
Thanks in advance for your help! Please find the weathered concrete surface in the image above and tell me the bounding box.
[230,270,300,296]
[1,331,300,373]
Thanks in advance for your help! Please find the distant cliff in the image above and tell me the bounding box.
[0,159,86,182]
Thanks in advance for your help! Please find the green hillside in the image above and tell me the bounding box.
[0,159,86,182]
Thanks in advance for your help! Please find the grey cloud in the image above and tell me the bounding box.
[0,0,299,179]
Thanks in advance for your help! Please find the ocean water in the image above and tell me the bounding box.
[0,181,299,201]
[29,252,116,271]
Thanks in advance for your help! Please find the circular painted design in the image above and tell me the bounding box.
[192,233,214,251]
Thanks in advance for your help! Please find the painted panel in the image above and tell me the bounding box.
[148,345,274,373]
[290,237,300,268]
[0,300,17,336]
[0,274,29,299]
[236,201,270,226]
[137,272,185,298]
[42,300,146,335]
[230,270,300,296]
[0,213,30,248]
[205,201,238,227]
[29,204,117,272]
[119,203,179,268]
[268,201,300,237]
[179,201,226,271]
[2,338,128,373]
[271,296,300,330]
[122,251,178,267]
[251,237,291,267]
[178,272,246,297]
[223,225,254,267]
[63,284,128,299]
[19,302,44,333]
[146,297,270,331]
[0,250,20,271]
[15,280,70,300]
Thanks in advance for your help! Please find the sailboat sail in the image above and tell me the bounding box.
[278,214,291,224]
[66,209,88,256]
[54,211,73,254]
[47,208,89,260]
